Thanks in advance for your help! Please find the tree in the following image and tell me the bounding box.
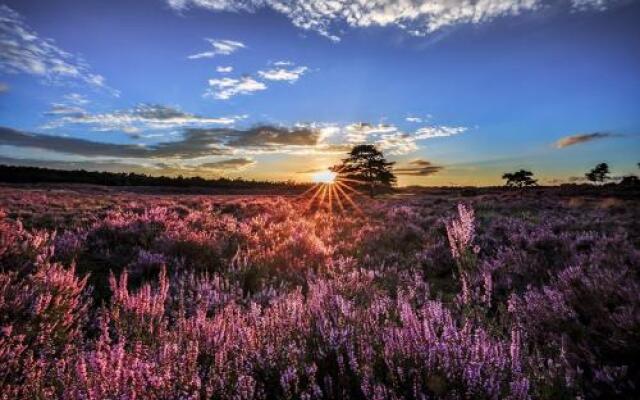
[331,145,396,197]
[585,163,610,184]
[502,169,537,188]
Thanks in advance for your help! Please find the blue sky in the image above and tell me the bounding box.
[1,0,639,185]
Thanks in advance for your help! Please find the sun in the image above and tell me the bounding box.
[312,170,336,184]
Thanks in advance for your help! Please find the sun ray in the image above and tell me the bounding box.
[334,182,363,214]
[298,182,321,198]
[332,184,345,213]
[336,177,369,185]
[335,180,364,196]
[304,184,325,212]
[327,183,334,214]
[318,184,328,209]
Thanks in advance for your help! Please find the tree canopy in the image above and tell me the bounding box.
[585,163,610,184]
[502,169,537,188]
[331,145,396,197]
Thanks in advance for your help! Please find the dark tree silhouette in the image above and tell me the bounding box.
[585,163,610,184]
[502,169,537,188]
[0,164,305,190]
[331,145,396,197]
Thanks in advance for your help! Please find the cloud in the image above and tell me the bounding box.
[406,116,423,123]
[198,157,255,170]
[188,39,245,59]
[0,155,255,177]
[0,126,230,159]
[293,122,468,156]
[344,123,398,143]
[206,76,267,100]
[216,66,233,73]
[0,5,118,94]
[63,93,89,105]
[342,123,466,155]
[258,66,308,82]
[0,125,327,160]
[185,125,321,148]
[166,0,618,41]
[395,159,444,176]
[0,82,8,93]
[43,103,246,134]
[555,132,619,148]
[415,125,467,139]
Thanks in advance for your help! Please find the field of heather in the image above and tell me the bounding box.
[1,185,639,399]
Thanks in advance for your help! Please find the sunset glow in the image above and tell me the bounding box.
[311,170,336,184]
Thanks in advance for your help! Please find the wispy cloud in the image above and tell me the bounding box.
[395,159,444,176]
[0,82,8,93]
[0,125,332,160]
[0,5,118,95]
[184,125,321,149]
[415,126,467,139]
[43,103,247,135]
[406,116,423,123]
[0,155,255,177]
[0,126,228,159]
[555,132,619,148]
[167,0,618,41]
[206,76,267,100]
[297,122,468,155]
[197,157,255,171]
[188,38,245,59]
[216,66,233,73]
[258,66,308,82]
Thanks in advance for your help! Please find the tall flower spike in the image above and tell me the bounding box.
[445,203,476,260]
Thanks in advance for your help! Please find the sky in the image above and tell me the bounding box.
[0,0,639,186]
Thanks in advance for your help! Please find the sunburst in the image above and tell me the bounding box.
[299,167,364,214]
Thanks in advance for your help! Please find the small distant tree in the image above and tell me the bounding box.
[585,163,610,184]
[331,145,396,197]
[502,169,537,188]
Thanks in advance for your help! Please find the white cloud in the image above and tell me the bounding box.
[273,60,293,66]
[344,123,398,143]
[167,0,618,41]
[206,76,267,100]
[292,121,467,156]
[43,103,247,134]
[415,126,467,139]
[0,5,118,95]
[258,66,308,82]
[406,116,423,123]
[188,38,245,59]
[216,66,233,73]
[64,93,89,105]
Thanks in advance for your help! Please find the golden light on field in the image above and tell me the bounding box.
[311,170,336,184]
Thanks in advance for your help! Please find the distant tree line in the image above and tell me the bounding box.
[502,162,640,187]
[0,165,306,189]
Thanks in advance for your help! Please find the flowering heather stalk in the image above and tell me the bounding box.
[445,203,476,260]
[445,203,480,305]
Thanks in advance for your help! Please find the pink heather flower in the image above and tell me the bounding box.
[446,203,476,260]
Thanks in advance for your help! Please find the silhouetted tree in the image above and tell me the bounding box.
[502,169,537,188]
[331,145,396,197]
[585,163,610,184]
